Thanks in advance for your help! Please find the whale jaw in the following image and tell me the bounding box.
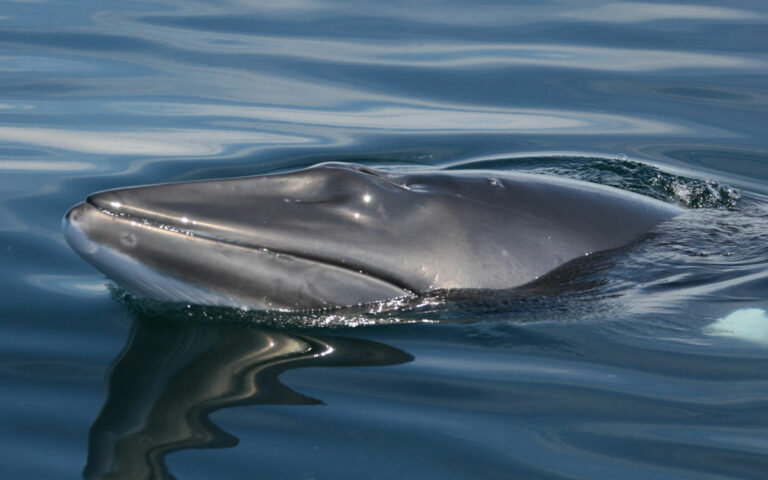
[63,200,414,311]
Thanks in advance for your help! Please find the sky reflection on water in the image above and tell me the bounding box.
[2,1,768,479]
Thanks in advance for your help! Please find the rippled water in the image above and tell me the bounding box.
[2,1,768,479]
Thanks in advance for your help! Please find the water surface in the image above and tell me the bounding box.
[1,1,768,479]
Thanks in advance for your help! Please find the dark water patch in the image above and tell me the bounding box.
[134,8,768,54]
[0,80,84,96]
[0,30,158,53]
[558,427,768,480]
[655,86,755,103]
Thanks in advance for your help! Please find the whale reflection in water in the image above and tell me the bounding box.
[83,320,413,480]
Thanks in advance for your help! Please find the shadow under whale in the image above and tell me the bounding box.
[83,319,413,480]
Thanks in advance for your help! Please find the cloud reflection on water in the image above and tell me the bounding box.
[0,126,311,156]
[129,101,690,133]
[131,0,762,27]
[113,27,764,72]
[0,159,94,171]
[561,2,760,23]
[0,104,689,157]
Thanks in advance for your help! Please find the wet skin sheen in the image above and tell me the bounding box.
[62,163,683,310]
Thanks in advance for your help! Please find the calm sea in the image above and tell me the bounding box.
[1,1,767,479]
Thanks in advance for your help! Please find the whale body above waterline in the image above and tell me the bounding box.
[63,162,683,310]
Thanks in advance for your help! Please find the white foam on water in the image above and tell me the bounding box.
[703,308,768,346]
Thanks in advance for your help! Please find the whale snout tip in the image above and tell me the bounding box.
[63,202,99,255]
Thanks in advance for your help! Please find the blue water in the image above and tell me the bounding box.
[2,1,768,478]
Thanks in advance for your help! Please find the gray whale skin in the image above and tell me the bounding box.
[63,162,682,310]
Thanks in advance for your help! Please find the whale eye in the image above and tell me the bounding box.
[120,232,137,248]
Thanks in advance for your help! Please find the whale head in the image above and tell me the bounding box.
[63,162,682,310]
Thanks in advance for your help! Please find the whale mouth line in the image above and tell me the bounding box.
[84,199,418,297]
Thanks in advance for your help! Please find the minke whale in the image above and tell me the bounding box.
[63,162,683,310]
